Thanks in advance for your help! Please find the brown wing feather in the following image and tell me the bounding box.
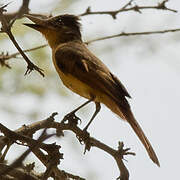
[55,42,131,109]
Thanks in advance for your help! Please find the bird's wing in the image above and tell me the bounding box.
[55,43,131,109]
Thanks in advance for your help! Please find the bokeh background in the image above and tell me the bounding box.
[0,0,180,179]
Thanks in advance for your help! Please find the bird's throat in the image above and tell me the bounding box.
[43,29,81,49]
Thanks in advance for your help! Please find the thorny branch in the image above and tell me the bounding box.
[0,128,52,176]
[0,0,179,70]
[1,27,180,66]
[3,0,30,22]
[0,4,45,77]
[0,44,47,68]
[86,28,180,44]
[0,112,135,180]
[0,113,86,180]
[0,163,40,180]
[0,27,179,68]
[80,0,177,18]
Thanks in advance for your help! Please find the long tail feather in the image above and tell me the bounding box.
[125,111,160,166]
[101,91,160,166]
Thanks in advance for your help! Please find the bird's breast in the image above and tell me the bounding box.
[52,56,94,100]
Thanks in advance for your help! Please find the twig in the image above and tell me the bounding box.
[0,128,50,176]
[61,170,86,180]
[0,113,84,180]
[86,28,180,44]
[0,4,45,77]
[3,0,30,22]
[0,163,40,180]
[0,44,47,69]
[80,0,177,18]
[12,44,47,57]
[2,27,180,66]
[65,124,135,180]
[2,112,135,180]
[0,123,57,154]
[1,26,180,69]
[7,31,45,76]
[0,52,12,68]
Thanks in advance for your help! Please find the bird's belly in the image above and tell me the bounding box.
[58,70,93,100]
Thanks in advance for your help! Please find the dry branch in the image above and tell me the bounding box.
[0,112,135,180]
[0,126,53,176]
[0,4,45,77]
[3,0,30,22]
[80,0,177,18]
[0,0,179,72]
[87,28,180,44]
[0,163,40,180]
[0,113,86,180]
[1,26,180,67]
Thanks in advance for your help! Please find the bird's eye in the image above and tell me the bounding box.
[56,18,63,25]
[52,18,63,27]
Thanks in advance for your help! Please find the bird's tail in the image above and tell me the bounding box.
[121,109,160,166]
[103,96,160,166]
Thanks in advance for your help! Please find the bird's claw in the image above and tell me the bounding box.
[76,129,91,153]
[61,111,82,125]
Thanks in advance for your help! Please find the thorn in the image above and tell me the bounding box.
[0,2,11,13]
[86,6,91,13]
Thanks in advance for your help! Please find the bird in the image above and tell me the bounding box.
[24,14,160,166]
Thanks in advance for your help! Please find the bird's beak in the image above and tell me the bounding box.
[23,14,47,31]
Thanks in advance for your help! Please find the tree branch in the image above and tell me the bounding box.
[1,27,180,68]
[80,0,177,18]
[0,4,45,77]
[0,112,135,180]
[0,44,47,69]
[0,113,85,180]
[0,163,40,180]
[0,1,179,72]
[0,128,51,177]
[3,0,30,22]
[86,28,180,44]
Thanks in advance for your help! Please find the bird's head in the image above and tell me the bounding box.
[24,14,82,48]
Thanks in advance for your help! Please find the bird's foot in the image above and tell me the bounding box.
[61,111,81,126]
[77,129,91,153]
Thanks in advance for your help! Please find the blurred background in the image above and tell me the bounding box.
[0,0,180,179]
